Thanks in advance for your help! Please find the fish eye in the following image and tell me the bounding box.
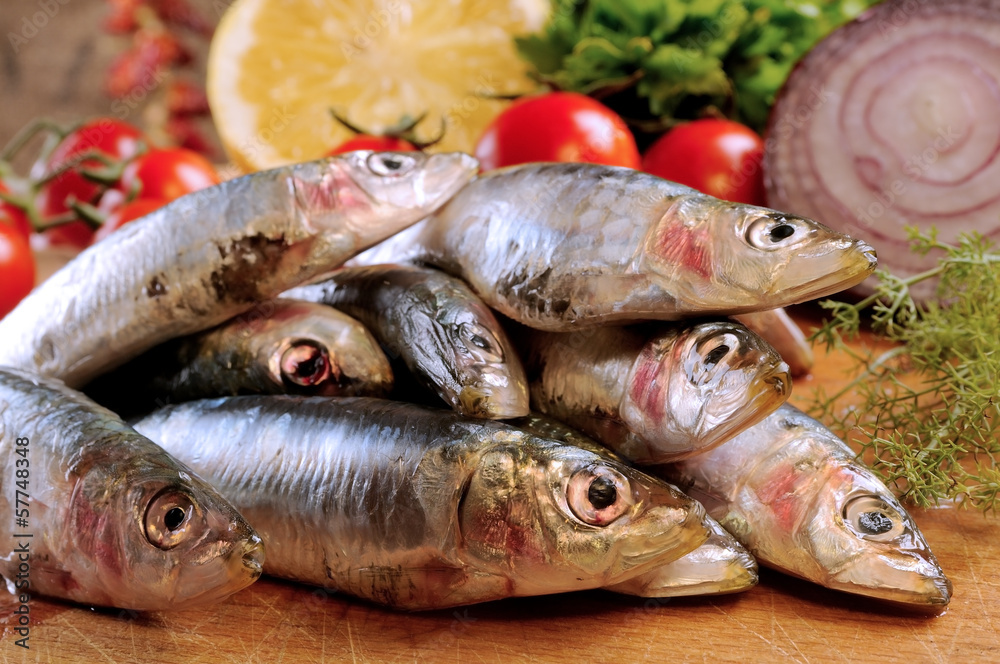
[690,332,739,384]
[367,152,417,177]
[704,344,730,367]
[745,215,805,250]
[457,322,503,362]
[280,340,334,388]
[567,465,633,526]
[769,224,795,241]
[843,495,905,542]
[144,489,205,550]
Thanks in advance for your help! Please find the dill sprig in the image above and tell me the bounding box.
[807,227,1000,512]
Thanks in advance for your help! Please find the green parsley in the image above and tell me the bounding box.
[516,0,878,133]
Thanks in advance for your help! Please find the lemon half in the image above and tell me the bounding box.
[208,0,548,172]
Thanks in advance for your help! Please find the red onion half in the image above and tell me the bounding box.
[763,0,1000,299]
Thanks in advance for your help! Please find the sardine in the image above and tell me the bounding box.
[665,404,952,606]
[285,264,528,419]
[132,397,710,610]
[84,300,392,415]
[512,414,757,598]
[352,163,878,330]
[0,151,478,387]
[522,321,790,463]
[0,368,263,610]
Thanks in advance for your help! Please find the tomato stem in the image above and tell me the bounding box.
[0,118,73,163]
[328,110,445,149]
[68,200,107,230]
[33,147,136,188]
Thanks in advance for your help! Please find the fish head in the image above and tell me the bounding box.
[620,320,790,462]
[71,452,264,611]
[606,515,758,598]
[297,151,478,236]
[742,409,951,607]
[258,301,393,396]
[458,437,708,594]
[804,464,952,607]
[647,197,877,311]
[435,295,529,419]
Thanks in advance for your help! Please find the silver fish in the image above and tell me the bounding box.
[666,404,952,606]
[84,299,392,414]
[522,321,790,463]
[285,264,528,419]
[0,368,263,610]
[352,163,878,330]
[0,151,478,387]
[133,397,709,610]
[512,414,757,598]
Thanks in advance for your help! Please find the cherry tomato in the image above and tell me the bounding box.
[37,118,144,248]
[474,92,640,171]
[94,197,170,242]
[0,223,35,318]
[118,148,220,201]
[327,135,418,155]
[641,119,765,205]
[0,181,31,239]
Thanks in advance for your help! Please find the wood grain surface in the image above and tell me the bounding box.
[2,311,998,664]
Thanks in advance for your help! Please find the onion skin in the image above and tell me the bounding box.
[763,0,1000,300]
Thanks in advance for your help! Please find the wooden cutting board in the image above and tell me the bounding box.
[3,311,998,663]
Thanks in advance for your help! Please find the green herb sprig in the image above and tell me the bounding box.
[515,0,879,134]
[808,227,1000,512]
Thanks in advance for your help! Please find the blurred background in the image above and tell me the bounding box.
[0,0,217,159]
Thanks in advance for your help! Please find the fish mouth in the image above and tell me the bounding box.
[616,488,710,577]
[777,239,879,304]
[240,534,265,582]
[678,360,790,459]
[829,554,952,607]
[159,534,266,611]
[762,363,791,399]
[608,517,759,598]
[456,381,530,419]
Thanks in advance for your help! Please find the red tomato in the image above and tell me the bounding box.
[327,135,418,155]
[0,181,31,239]
[118,148,220,201]
[37,118,144,248]
[474,92,640,171]
[641,119,765,205]
[0,223,35,318]
[94,197,170,242]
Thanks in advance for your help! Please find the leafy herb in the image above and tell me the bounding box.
[515,0,878,133]
[808,228,1000,512]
